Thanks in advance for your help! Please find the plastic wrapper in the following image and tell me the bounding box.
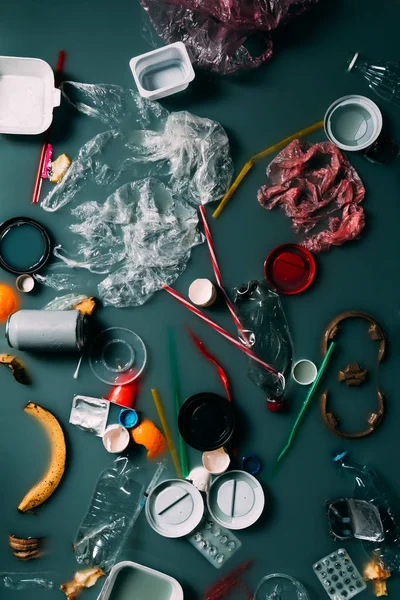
[40,83,232,307]
[141,0,318,75]
[0,572,56,590]
[44,294,87,311]
[258,140,366,252]
[74,456,164,572]
[233,281,292,406]
[69,395,110,436]
[254,573,310,599]
[335,452,400,572]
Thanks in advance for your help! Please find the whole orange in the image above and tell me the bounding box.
[0,284,19,322]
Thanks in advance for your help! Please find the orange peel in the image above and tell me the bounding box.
[131,419,166,459]
[0,283,19,322]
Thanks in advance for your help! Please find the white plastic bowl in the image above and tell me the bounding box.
[0,56,61,134]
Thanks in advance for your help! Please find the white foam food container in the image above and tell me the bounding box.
[0,56,61,134]
[129,42,195,100]
[97,560,184,600]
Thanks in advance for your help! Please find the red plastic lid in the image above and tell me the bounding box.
[264,244,316,295]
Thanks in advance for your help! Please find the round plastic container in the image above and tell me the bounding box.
[178,393,235,452]
[292,359,317,385]
[324,95,382,151]
[264,244,316,294]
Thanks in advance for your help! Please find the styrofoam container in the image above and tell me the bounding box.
[0,56,61,134]
[129,42,195,100]
[97,560,184,600]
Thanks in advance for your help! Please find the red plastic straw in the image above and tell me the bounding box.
[162,284,282,381]
[189,330,231,401]
[32,50,66,204]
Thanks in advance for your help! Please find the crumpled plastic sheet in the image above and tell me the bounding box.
[141,0,318,74]
[44,293,87,311]
[258,140,366,252]
[40,83,233,307]
[0,573,56,591]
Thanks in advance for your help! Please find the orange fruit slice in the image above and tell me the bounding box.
[131,419,166,459]
[0,284,19,322]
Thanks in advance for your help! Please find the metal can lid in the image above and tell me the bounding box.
[324,95,382,151]
[207,470,265,530]
[146,479,204,538]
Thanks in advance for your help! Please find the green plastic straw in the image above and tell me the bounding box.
[275,341,336,469]
[168,329,189,478]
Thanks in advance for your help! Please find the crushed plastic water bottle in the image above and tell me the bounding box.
[233,281,293,412]
[74,456,164,572]
[334,451,400,572]
[348,52,400,106]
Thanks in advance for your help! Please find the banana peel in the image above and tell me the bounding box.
[18,403,66,513]
[0,354,30,384]
[60,568,105,599]
[364,561,391,596]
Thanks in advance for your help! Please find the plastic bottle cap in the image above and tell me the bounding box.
[264,244,316,294]
[241,455,261,475]
[292,359,317,385]
[118,408,139,428]
[178,393,235,451]
[207,471,265,530]
[324,95,382,151]
[15,274,35,293]
[146,479,204,538]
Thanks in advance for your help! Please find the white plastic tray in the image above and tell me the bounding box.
[0,56,61,134]
[97,560,184,600]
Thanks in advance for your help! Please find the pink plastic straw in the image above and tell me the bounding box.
[162,284,282,381]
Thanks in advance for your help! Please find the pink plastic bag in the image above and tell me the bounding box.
[141,0,318,74]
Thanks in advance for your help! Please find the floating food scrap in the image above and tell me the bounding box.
[18,403,66,513]
[258,140,366,253]
[364,561,391,597]
[131,418,166,459]
[0,283,19,322]
[60,568,105,600]
[73,296,98,315]
[9,535,44,561]
[338,363,368,387]
[0,354,30,385]
[49,154,71,183]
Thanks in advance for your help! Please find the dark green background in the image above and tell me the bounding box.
[1,0,400,598]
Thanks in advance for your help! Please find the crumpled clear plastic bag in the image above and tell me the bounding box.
[0,573,56,591]
[233,281,293,405]
[44,293,87,310]
[141,0,318,74]
[335,452,400,572]
[40,83,233,307]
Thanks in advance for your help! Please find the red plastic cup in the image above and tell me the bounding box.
[264,243,316,295]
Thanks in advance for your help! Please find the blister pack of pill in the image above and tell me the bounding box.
[187,511,241,568]
[313,548,366,599]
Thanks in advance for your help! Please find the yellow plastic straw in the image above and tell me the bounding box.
[212,120,324,219]
[151,388,183,479]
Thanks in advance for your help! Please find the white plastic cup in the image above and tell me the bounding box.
[292,359,317,386]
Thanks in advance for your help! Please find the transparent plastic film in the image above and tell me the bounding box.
[40,83,233,307]
[140,0,318,75]
[0,572,56,591]
[335,452,400,572]
[74,456,165,572]
[233,281,292,404]
[44,293,87,310]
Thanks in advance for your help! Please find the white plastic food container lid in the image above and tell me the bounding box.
[0,56,61,135]
[129,42,195,100]
[324,95,382,151]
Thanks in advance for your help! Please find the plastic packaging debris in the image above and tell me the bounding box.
[188,510,242,568]
[0,353,30,384]
[292,359,317,385]
[204,560,253,600]
[89,328,147,385]
[348,52,400,107]
[70,395,110,436]
[129,42,195,100]
[9,535,44,561]
[334,451,400,572]
[0,572,56,590]
[364,561,391,597]
[60,568,105,600]
[107,378,140,408]
[233,280,293,411]
[258,140,366,253]
[254,573,310,599]
[324,95,382,152]
[74,457,165,572]
[44,294,91,311]
[0,217,51,275]
[118,408,139,428]
[326,498,384,542]
[313,548,366,599]
[141,0,318,75]
[40,82,232,307]
[264,243,316,295]
[190,331,231,401]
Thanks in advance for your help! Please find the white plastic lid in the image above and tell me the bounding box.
[145,479,204,538]
[324,95,382,151]
[207,470,265,530]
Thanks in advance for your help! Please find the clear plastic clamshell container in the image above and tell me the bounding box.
[0,56,61,134]
[97,561,184,600]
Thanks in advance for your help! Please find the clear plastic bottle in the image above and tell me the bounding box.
[334,451,400,572]
[74,457,164,572]
[347,52,400,106]
[233,281,293,412]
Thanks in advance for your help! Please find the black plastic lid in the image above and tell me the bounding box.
[178,392,235,452]
[0,217,51,275]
